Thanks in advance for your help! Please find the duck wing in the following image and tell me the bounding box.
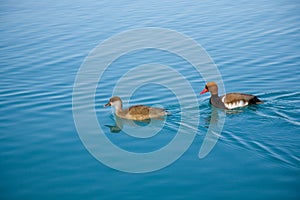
[223,93,253,103]
[222,93,263,109]
[128,105,151,115]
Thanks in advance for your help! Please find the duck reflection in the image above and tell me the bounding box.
[105,114,166,136]
[105,115,151,133]
[200,103,258,158]
[199,106,226,159]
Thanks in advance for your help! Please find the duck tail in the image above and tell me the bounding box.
[250,96,263,104]
[165,110,172,115]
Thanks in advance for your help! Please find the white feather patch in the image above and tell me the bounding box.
[222,96,248,109]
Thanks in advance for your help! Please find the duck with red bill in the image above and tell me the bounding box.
[199,82,263,109]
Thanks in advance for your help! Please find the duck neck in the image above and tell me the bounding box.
[211,93,219,98]
[114,101,123,113]
[210,93,221,107]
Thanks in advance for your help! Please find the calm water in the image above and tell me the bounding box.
[1,0,300,199]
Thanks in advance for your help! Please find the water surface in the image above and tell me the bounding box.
[1,0,300,199]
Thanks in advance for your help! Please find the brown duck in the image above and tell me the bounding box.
[200,82,263,109]
[105,96,168,120]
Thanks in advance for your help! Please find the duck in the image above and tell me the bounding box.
[200,82,263,109]
[105,96,169,120]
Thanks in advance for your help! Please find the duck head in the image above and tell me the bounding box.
[105,96,123,110]
[200,82,218,95]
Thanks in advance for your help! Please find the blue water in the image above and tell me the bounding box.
[1,0,300,199]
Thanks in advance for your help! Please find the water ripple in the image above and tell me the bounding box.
[220,91,300,169]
